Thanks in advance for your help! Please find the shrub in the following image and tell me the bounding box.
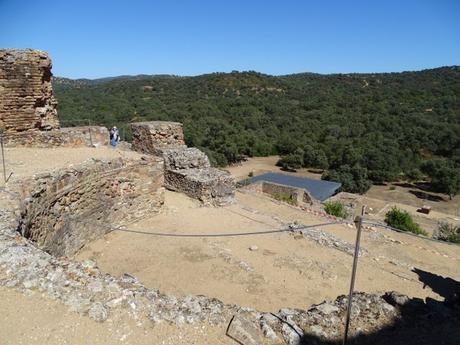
[384,207,427,235]
[433,221,460,244]
[248,171,254,177]
[324,201,348,219]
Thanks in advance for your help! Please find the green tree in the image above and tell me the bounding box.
[322,164,372,194]
[422,160,460,199]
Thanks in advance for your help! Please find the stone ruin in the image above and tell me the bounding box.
[0,49,59,132]
[131,121,186,155]
[131,121,235,206]
[1,48,459,344]
[18,156,164,257]
[0,48,108,147]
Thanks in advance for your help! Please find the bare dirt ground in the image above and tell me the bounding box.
[228,156,460,233]
[76,189,460,312]
[0,287,230,345]
[0,146,143,189]
[2,149,460,344]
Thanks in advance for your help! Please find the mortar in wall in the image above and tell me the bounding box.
[17,156,164,257]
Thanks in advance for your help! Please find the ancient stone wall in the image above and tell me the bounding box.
[131,121,185,155]
[165,168,235,206]
[0,49,59,132]
[2,126,109,147]
[131,120,235,206]
[18,156,164,256]
[261,181,316,206]
[162,147,210,170]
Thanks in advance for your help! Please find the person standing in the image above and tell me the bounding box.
[109,126,120,147]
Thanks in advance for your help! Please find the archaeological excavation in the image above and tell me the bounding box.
[1,49,460,345]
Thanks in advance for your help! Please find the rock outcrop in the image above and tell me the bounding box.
[0,49,59,132]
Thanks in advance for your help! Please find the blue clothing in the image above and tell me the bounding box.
[109,127,120,147]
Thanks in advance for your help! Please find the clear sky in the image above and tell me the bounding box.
[0,0,459,78]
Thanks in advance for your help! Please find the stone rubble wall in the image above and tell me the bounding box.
[0,49,59,132]
[0,175,457,344]
[260,181,317,206]
[2,126,109,147]
[0,209,416,345]
[162,147,211,170]
[17,156,164,257]
[131,121,185,155]
[131,121,235,206]
[165,168,235,206]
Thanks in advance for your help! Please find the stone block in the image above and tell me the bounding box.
[162,147,210,170]
[226,314,264,345]
[165,167,235,206]
[131,121,185,155]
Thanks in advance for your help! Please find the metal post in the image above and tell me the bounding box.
[342,205,365,345]
[87,119,93,147]
[0,130,6,183]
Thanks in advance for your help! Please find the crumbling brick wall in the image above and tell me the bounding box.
[2,126,109,147]
[0,49,59,132]
[131,121,235,206]
[18,157,164,256]
[131,121,185,155]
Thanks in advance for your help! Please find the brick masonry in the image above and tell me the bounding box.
[0,49,59,132]
[2,126,109,147]
[18,156,164,256]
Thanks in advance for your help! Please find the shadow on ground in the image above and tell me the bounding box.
[408,190,445,202]
[300,268,460,345]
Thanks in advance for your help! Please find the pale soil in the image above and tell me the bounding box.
[2,149,460,344]
[228,156,460,233]
[76,189,460,312]
[0,146,143,188]
[226,155,322,181]
[0,287,230,345]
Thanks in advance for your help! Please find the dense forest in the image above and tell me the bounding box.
[53,67,460,196]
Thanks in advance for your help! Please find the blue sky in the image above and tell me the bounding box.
[0,0,459,78]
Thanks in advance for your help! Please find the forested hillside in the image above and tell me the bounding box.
[53,67,460,195]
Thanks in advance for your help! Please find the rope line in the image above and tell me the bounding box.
[362,221,460,248]
[68,215,460,262]
[68,216,340,238]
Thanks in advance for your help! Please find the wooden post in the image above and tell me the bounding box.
[342,205,365,345]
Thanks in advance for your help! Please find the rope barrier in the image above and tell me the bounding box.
[363,220,460,247]
[68,216,340,238]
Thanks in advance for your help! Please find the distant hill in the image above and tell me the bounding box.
[52,67,460,192]
[52,74,178,88]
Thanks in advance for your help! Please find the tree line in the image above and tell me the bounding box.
[53,66,460,197]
